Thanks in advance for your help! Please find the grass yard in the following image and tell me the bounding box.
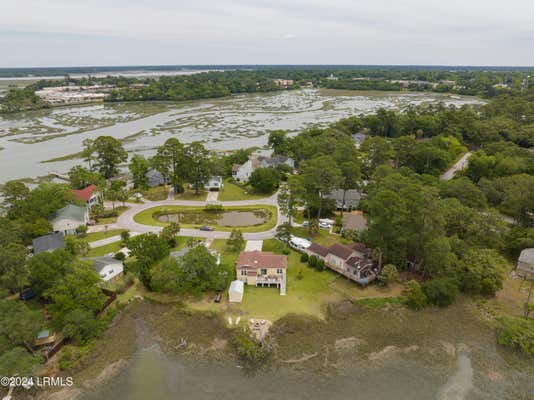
[174,189,207,201]
[218,179,273,201]
[188,238,401,321]
[142,186,169,201]
[87,241,122,257]
[133,204,278,233]
[85,229,126,242]
[97,206,129,225]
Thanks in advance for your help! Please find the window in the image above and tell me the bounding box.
[240,270,247,276]
[276,269,283,274]
[260,269,267,275]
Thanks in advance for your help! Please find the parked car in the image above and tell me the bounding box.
[319,222,331,229]
[19,287,37,301]
[302,221,309,227]
[199,225,214,231]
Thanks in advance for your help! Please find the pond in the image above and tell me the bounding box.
[157,209,270,227]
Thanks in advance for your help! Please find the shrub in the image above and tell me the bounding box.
[57,344,93,371]
[231,328,270,368]
[114,251,126,261]
[300,253,309,263]
[403,280,427,310]
[381,264,399,285]
[296,269,304,280]
[316,259,325,271]
[497,317,534,356]
[422,278,459,307]
[120,230,130,245]
[308,255,318,269]
[204,204,224,213]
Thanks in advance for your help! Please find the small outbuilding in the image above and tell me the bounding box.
[228,280,244,303]
[90,256,124,282]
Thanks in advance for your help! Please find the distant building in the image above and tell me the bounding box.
[32,232,65,254]
[326,74,339,81]
[352,133,366,148]
[50,205,89,235]
[236,251,287,295]
[90,256,124,282]
[232,155,294,183]
[35,85,114,105]
[145,169,166,187]
[72,184,102,210]
[273,79,294,88]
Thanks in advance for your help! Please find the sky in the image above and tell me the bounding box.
[1,0,534,68]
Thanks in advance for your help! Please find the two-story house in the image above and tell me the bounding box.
[307,242,376,286]
[236,251,287,295]
[72,184,102,210]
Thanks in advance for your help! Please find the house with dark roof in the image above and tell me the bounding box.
[72,184,102,210]
[32,232,65,254]
[145,169,166,187]
[50,204,89,235]
[306,242,376,286]
[324,189,362,210]
[236,251,287,295]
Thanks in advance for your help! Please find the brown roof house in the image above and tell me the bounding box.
[236,251,287,295]
[307,242,376,286]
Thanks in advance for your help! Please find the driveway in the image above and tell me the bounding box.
[441,152,472,180]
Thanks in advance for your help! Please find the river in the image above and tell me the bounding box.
[0,89,483,183]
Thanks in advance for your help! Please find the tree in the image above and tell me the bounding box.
[63,308,104,344]
[301,155,342,220]
[0,301,44,345]
[268,130,289,155]
[64,235,90,256]
[249,168,280,194]
[381,264,400,285]
[89,136,128,179]
[337,158,362,217]
[0,347,41,377]
[27,249,75,298]
[0,243,29,293]
[228,229,244,252]
[459,249,506,296]
[68,165,102,190]
[129,154,150,189]
[360,136,394,176]
[160,222,180,247]
[422,278,459,307]
[47,261,106,326]
[403,280,427,310]
[0,180,30,217]
[128,233,170,287]
[185,141,211,194]
[153,138,187,194]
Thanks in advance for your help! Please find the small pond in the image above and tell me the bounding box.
[157,209,270,227]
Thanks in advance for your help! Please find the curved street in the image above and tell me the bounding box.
[89,191,286,247]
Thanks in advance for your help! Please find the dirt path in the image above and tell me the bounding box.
[441,152,472,181]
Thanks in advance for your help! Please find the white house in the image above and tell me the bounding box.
[91,256,124,282]
[204,176,224,191]
[50,205,89,235]
[228,280,244,303]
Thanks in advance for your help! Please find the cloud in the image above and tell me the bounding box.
[0,0,533,66]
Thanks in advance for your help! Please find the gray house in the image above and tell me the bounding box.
[517,248,534,277]
[325,189,362,210]
[32,232,65,254]
[146,169,166,187]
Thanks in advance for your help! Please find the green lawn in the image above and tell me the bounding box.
[133,204,278,233]
[87,241,122,257]
[188,238,402,321]
[174,189,207,201]
[218,179,273,201]
[142,186,169,201]
[85,229,126,242]
[97,206,129,225]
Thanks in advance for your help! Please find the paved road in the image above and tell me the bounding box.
[88,232,141,248]
[441,151,472,180]
[102,191,286,241]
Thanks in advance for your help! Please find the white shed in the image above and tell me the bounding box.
[228,280,244,303]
